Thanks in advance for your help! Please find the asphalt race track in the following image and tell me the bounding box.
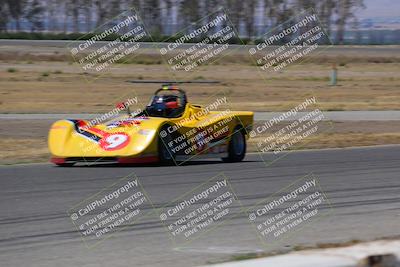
[1,145,399,267]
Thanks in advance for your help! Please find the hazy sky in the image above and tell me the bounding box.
[356,0,400,18]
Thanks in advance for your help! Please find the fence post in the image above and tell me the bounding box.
[330,63,338,86]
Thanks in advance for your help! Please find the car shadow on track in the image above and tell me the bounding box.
[56,160,258,168]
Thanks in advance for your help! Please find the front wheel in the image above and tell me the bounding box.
[222,127,246,163]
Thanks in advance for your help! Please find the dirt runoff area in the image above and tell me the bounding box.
[1,119,400,164]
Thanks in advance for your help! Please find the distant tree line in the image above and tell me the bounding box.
[0,0,366,44]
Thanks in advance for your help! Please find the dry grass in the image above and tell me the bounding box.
[0,137,49,164]
[0,61,399,113]
[248,133,400,153]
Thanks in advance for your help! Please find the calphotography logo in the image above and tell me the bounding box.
[71,92,147,166]
[247,173,332,246]
[157,90,249,166]
[67,175,153,248]
[158,8,242,79]
[68,7,149,82]
[249,8,332,73]
[250,94,334,166]
[158,173,244,246]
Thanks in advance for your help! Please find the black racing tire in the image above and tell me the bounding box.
[222,127,246,163]
[158,125,176,165]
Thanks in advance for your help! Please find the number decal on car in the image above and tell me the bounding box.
[99,133,130,151]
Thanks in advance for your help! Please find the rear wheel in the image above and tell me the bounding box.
[222,127,246,163]
[158,125,176,165]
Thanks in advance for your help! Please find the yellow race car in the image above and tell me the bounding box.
[48,85,253,166]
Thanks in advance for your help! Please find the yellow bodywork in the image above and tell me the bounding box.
[48,103,253,161]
